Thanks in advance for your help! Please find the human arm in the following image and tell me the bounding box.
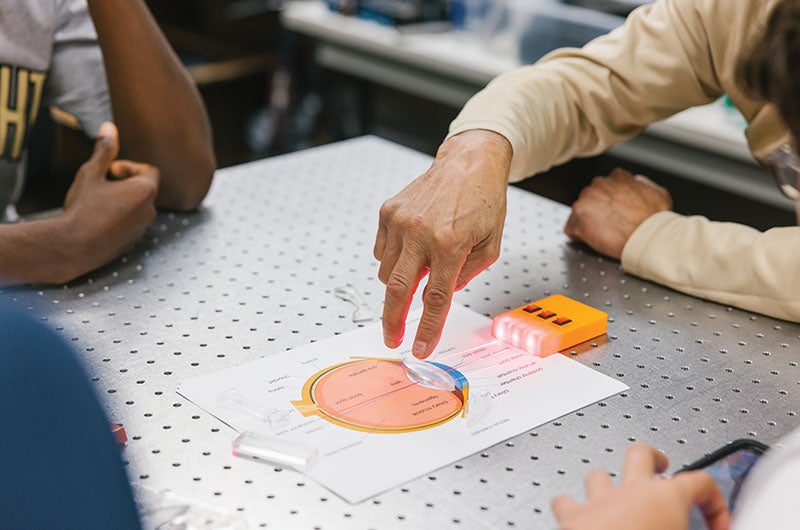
[0,217,86,286]
[86,0,215,211]
[450,0,769,182]
[564,168,673,260]
[0,123,158,286]
[374,0,767,356]
[621,210,800,322]
[551,444,730,530]
[564,167,800,322]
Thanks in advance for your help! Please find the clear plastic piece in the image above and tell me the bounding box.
[401,352,458,391]
[333,284,376,322]
[216,388,291,431]
[464,390,493,428]
[232,431,318,470]
[133,483,249,530]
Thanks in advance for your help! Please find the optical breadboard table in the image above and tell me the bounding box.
[3,136,799,529]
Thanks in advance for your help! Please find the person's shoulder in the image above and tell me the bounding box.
[1,0,61,26]
[9,0,89,33]
[656,0,774,22]
[658,0,778,60]
[16,0,68,16]
[53,0,93,24]
[692,0,777,24]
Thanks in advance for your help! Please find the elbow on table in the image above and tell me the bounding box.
[43,265,83,286]
[28,255,87,286]
[158,154,217,211]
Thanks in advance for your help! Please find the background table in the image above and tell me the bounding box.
[281,1,793,211]
[4,136,799,529]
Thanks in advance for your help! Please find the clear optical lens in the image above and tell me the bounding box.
[401,354,457,391]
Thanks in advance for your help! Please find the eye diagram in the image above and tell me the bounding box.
[291,358,469,433]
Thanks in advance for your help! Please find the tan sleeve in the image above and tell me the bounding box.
[621,211,800,322]
[448,0,769,182]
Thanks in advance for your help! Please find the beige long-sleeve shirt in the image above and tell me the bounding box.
[449,0,800,322]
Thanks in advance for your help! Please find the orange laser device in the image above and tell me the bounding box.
[491,294,607,356]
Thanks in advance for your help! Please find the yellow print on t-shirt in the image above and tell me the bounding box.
[0,64,46,162]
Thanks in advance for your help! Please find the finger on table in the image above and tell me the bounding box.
[621,444,669,485]
[551,494,580,521]
[411,258,462,358]
[381,250,428,349]
[584,469,614,498]
[673,470,731,530]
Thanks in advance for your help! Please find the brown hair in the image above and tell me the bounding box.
[736,0,800,143]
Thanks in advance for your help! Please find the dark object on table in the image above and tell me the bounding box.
[353,0,448,26]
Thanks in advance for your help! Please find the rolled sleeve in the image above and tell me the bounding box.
[621,211,800,322]
[447,0,771,182]
[44,0,111,138]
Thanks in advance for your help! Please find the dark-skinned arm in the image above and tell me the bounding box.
[87,0,216,211]
[0,122,159,286]
[0,219,81,285]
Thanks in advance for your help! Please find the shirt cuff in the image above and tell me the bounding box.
[620,210,682,275]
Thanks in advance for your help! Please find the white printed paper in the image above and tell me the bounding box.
[178,304,627,503]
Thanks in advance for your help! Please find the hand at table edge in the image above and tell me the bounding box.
[564,168,673,260]
[552,443,731,530]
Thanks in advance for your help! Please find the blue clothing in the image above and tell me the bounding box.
[0,305,140,529]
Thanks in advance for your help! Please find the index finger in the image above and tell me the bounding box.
[551,494,580,521]
[633,173,664,191]
[410,256,464,358]
[609,167,635,180]
[621,444,669,484]
[563,211,582,242]
[382,250,429,349]
[673,471,731,530]
[110,160,160,186]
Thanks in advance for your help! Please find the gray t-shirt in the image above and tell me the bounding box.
[0,0,111,221]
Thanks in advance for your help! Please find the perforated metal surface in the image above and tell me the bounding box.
[3,136,799,529]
